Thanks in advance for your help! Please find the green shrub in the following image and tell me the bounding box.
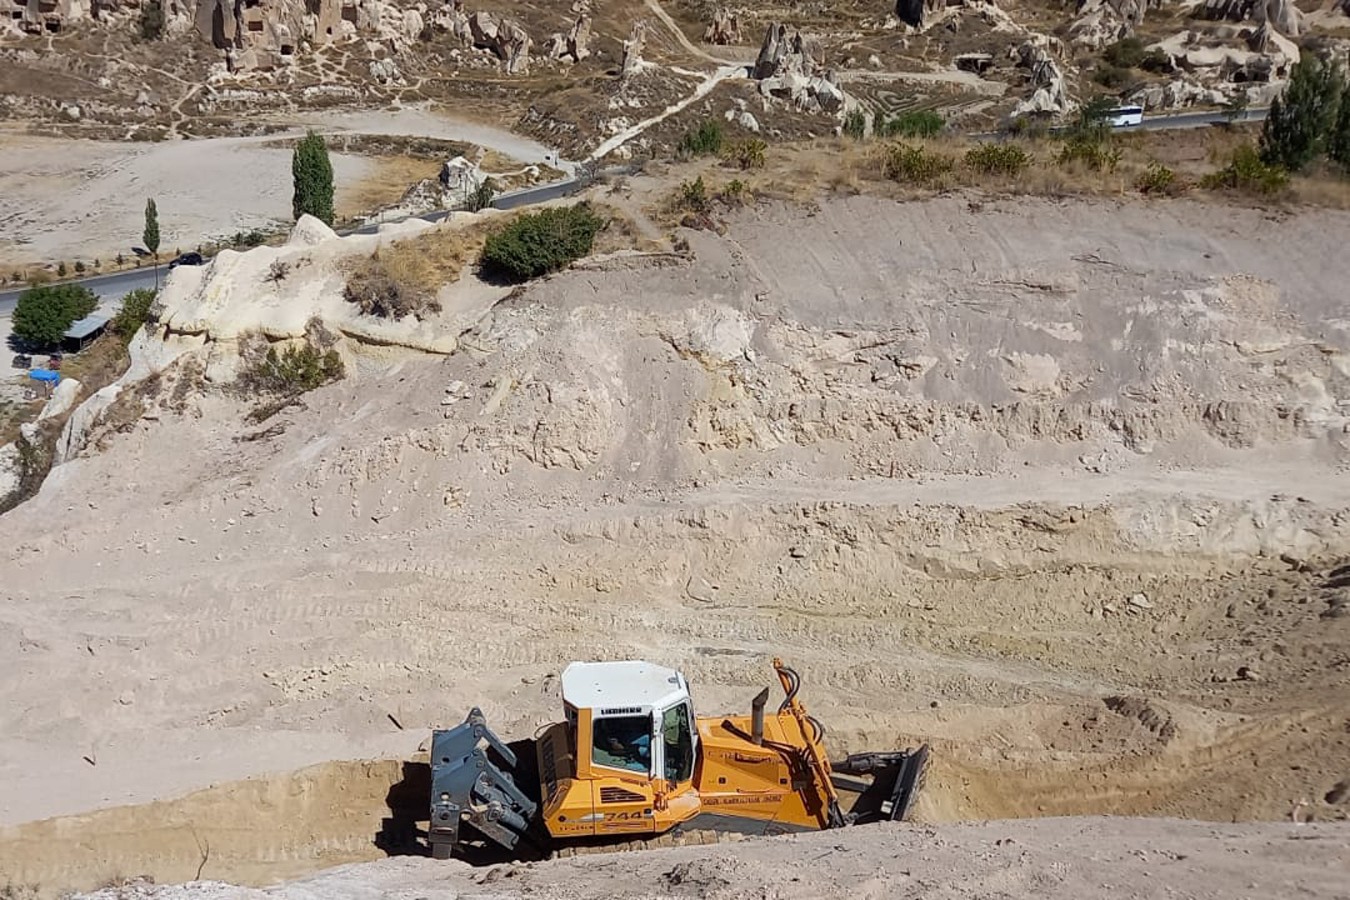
[877,109,945,139]
[1139,49,1171,73]
[1331,89,1350,169]
[1067,97,1117,143]
[1201,144,1290,195]
[1135,163,1186,196]
[479,203,605,283]
[1006,114,1051,140]
[1057,136,1122,172]
[879,143,954,184]
[723,138,767,170]
[112,288,158,343]
[239,343,345,395]
[717,179,749,205]
[1093,64,1134,89]
[1103,36,1146,69]
[965,143,1031,176]
[11,283,99,346]
[842,108,867,140]
[677,119,725,158]
[676,176,710,214]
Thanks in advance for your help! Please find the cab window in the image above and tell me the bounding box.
[661,702,694,783]
[592,715,651,774]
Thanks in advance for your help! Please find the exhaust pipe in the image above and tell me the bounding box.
[750,687,770,745]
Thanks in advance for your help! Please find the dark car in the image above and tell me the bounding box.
[168,252,205,270]
[12,354,32,369]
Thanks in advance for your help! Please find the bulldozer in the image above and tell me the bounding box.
[426,658,929,860]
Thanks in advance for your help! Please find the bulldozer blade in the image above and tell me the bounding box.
[831,744,930,825]
[428,707,540,859]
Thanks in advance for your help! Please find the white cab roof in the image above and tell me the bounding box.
[561,660,688,714]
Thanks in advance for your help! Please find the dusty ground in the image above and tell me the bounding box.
[1,192,1349,896]
[0,107,557,272]
[59,818,1350,900]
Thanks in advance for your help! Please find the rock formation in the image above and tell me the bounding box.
[1130,78,1228,109]
[704,7,741,45]
[894,0,945,30]
[1201,0,1299,30]
[1261,0,1301,35]
[195,0,305,71]
[751,23,847,114]
[543,2,591,63]
[468,9,531,74]
[1201,0,1258,21]
[620,19,646,79]
[0,0,90,35]
[1011,39,1070,117]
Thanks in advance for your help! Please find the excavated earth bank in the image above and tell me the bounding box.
[1,194,1348,897]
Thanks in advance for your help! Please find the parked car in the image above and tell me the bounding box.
[12,354,32,369]
[168,252,205,270]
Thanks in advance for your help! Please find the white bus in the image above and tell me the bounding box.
[1106,104,1144,127]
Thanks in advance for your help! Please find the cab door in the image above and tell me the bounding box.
[588,712,659,837]
[656,701,702,827]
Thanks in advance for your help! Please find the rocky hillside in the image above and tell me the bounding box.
[3,0,1346,154]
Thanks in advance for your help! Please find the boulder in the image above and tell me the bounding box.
[704,7,742,45]
[37,378,83,423]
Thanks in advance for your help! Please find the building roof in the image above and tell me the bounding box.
[561,660,688,714]
[64,314,109,340]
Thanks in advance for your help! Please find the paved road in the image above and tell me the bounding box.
[1137,106,1269,131]
[0,105,1269,313]
[0,267,162,316]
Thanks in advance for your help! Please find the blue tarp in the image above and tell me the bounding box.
[28,369,60,383]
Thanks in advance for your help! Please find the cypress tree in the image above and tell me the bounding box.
[144,197,161,289]
[292,131,336,226]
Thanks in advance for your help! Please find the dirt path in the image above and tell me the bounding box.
[642,0,753,67]
[588,64,747,161]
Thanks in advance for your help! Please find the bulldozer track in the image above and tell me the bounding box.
[550,827,750,858]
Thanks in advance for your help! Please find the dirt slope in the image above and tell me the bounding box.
[69,818,1350,900]
[2,193,1349,896]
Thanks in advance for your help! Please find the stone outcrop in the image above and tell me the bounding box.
[0,0,92,35]
[543,1,591,63]
[704,7,741,45]
[1130,78,1228,109]
[196,0,306,72]
[894,0,945,30]
[620,19,646,79]
[468,9,531,74]
[1010,39,1070,117]
[751,23,847,114]
[1201,0,1299,31]
[1261,0,1301,35]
